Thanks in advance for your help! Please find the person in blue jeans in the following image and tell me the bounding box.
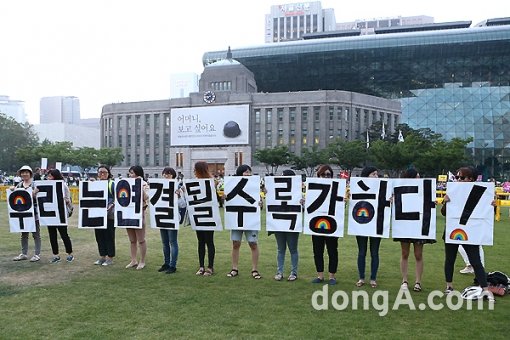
[356,166,382,288]
[273,169,300,282]
[157,167,180,274]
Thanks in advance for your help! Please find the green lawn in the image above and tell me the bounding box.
[0,204,509,339]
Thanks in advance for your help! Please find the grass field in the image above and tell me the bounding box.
[0,204,509,339]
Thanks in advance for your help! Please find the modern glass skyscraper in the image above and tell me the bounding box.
[203,21,510,177]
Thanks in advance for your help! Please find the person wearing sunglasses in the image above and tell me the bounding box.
[441,166,495,302]
[311,164,339,285]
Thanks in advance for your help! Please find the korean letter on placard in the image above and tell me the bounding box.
[79,181,108,229]
[347,177,392,238]
[224,176,261,231]
[149,178,179,230]
[445,182,494,245]
[265,175,303,233]
[115,178,144,229]
[391,178,437,240]
[35,180,67,226]
[7,188,37,232]
[183,178,223,231]
[304,178,346,237]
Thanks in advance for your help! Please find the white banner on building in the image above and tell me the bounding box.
[148,178,180,230]
[183,179,223,231]
[445,182,494,245]
[265,175,303,233]
[170,105,249,146]
[304,178,346,237]
[224,176,261,231]
[7,188,37,232]
[347,177,392,238]
[78,181,108,229]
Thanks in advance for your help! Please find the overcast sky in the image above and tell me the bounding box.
[0,0,506,123]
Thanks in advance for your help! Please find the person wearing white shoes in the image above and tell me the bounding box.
[459,245,484,274]
[11,165,42,263]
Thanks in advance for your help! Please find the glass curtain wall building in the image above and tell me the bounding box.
[203,22,510,178]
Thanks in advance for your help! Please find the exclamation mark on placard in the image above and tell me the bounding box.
[459,185,487,225]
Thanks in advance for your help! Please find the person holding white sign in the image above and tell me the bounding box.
[441,166,494,302]
[45,169,74,263]
[226,165,262,280]
[125,166,149,270]
[94,165,116,266]
[311,165,339,285]
[394,168,436,292]
[157,167,180,274]
[11,165,42,262]
[193,161,216,277]
[355,166,382,288]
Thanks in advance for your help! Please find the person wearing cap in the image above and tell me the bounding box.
[11,165,42,262]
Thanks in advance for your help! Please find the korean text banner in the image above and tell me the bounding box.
[265,175,303,233]
[78,181,108,229]
[183,179,223,231]
[148,178,180,230]
[7,188,37,232]
[35,180,68,227]
[445,182,494,246]
[224,176,261,231]
[170,105,249,146]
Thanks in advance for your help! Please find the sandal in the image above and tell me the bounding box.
[370,280,377,288]
[413,282,422,292]
[227,269,239,277]
[274,273,283,281]
[401,281,408,290]
[251,270,262,279]
[196,267,205,275]
[203,267,214,276]
[287,273,297,281]
[355,279,365,287]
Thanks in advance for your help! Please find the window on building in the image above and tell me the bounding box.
[255,110,260,124]
[277,108,284,123]
[290,107,296,122]
[127,135,132,147]
[255,131,260,146]
[118,135,122,147]
[266,109,272,124]
[314,106,320,122]
[235,152,243,167]
[302,107,308,122]
[176,152,184,168]
[329,107,334,121]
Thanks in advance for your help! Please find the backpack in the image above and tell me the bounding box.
[474,271,510,296]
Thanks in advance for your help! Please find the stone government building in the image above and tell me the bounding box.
[101,55,400,178]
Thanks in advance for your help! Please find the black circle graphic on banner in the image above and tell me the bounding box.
[309,216,337,235]
[8,190,32,211]
[116,180,131,207]
[351,201,375,224]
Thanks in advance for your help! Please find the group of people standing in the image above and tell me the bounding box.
[9,162,495,301]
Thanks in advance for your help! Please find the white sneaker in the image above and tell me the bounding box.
[29,255,41,262]
[13,254,28,261]
[460,266,474,274]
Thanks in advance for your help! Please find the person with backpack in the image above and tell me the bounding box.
[11,165,42,262]
[93,165,116,266]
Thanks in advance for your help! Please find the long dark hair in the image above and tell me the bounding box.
[97,165,112,179]
[316,164,333,177]
[235,164,252,176]
[129,165,144,178]
[162,167,177,178]
[194,161,211,179]
[47,169,64,180]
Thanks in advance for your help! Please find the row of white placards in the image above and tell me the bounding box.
[6,177,495,245]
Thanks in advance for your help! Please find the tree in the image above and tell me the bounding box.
[327,139,366,175]
[0,113,39,172]
[289,145,329,176]
[253,146,291,175]
[96,148,124,167]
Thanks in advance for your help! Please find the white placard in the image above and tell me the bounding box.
[148,178,180,230]
[391,178,437,240]
[445,182,494,245]
[183,179,223,231]
[35,180,68,226]
[41,157,48,170]
[224,176,261,231]
[78,181,108,229]
[304,178,346,237]
[265,175,303,232]
[7,188,37,232]
[347,177,392,238]
[55,162,62,171]
[115,178,144,229]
